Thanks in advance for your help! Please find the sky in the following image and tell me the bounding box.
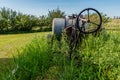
[0,0,120,17]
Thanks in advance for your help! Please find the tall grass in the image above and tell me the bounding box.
[1,37,52,80]
[1,31,120,80]
[76,32,120,80]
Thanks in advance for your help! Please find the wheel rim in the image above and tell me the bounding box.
[76,8,102,34]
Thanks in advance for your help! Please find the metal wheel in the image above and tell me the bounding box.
[76,8,102,34]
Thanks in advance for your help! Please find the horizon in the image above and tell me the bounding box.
[0,0,120,18]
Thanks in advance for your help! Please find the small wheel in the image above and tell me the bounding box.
[76,8,102,34]
[52,18,65,37]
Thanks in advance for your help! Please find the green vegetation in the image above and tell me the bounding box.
[0,7,65,33]
[0,7,119,80]
[1,30,120,80]
[0,32,49,58]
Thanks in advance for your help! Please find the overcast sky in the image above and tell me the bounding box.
[0,0,120,17]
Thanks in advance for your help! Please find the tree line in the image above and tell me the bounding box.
[0,7,65,33]
[114,16,120,19]
[0,7,109,34]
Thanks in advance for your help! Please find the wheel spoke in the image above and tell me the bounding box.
[90,21,99,26]
[87,9,90,20]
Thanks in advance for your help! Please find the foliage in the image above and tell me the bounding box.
[0,7,65,33]
[101,13,111,24]
[1,31,120,80]
[47,8,65,26]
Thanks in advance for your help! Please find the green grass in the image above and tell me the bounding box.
[105,19,120,30]
[1,30,120,80]
[0,32,50,58]
[1,19,120,79]
[0,32,50,78]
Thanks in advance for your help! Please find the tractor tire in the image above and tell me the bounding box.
[52,18,65,38]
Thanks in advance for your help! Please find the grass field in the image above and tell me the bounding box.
[0,32,50,78]
[0,32,50,58]
[0,19,120,80]
[1,30,120,80]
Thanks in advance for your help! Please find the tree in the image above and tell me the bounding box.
[0,7,11,32]
[47,8,65,27]
[0,7,39,33]
[101,13,111,24]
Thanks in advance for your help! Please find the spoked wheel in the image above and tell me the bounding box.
[76,8,102,34]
